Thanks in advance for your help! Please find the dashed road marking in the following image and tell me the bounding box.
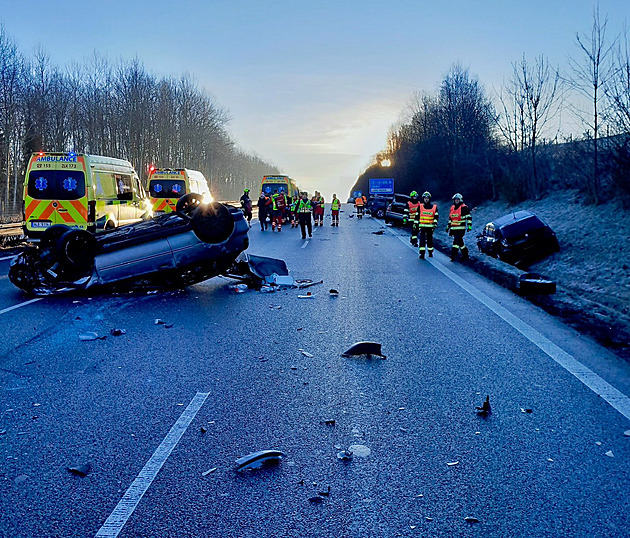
[0,255,16,261]
[0,298,43,316]
[388,227,630,422]
[95,392,210,537]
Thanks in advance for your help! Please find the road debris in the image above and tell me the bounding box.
[301,351,314,358]
[342,341,386,359]
[446,461,459,466]
[235,450,286,471]
[348,444,371,457]
[337,449,353,461]
[425,517,433,521]
[202,467,217,476]
[155,319,166,325]
[308,496,325,503]
[298,280,323,290]
[298,293,315,299]
[79,332,106,341]
[372,230,385,235]
[200,426,207,433]
[110,328,127,336]
[321,419,336,426]
[605,450,615,458]
[624,430,630,437]
[464,517,480,523]
[329,289,339,296]
[259,286,275,293]
[520,408,533,413]
[476,395,491,416]
[67,463,91,477]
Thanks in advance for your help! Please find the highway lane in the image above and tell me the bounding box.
[0,206,629,537]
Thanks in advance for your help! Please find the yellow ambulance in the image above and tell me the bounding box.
[147,168,212,215]
[23,152,151,239]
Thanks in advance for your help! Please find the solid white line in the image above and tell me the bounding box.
[0,298,43,315]
[0,255,16,261]
[95,392,210,537]
[301,240,310,249]
[388,228,630,421]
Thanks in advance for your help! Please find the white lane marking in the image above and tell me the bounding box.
[0,255,16,261]
[95,392,210,537]
[301,240,310,249]
[0,298,43,315]
[389,228,630,422]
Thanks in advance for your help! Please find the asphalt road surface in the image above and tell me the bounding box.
[1,206,629,537]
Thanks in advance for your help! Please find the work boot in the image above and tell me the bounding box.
[461,247,469,261]
[450,247,458,261]
[419,252,425,259]
[428,250,433,257]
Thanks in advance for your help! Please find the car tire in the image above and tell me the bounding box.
[176,193,204,218]
[40,225,71,249]
[518,272,556,295]
[191,202,235,244]
[55,229,97,272]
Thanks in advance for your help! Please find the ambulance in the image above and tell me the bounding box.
[147,168,212,215]
[23,152,151,239]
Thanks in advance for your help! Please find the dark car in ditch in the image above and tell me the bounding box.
[476,210,560,266]
[9,194,252,295]
[366,195,393,219]
[384,194,410,226]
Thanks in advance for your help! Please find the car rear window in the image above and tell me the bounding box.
[27,170,86,200]
[500,216,546,239]
[149,180,186,198]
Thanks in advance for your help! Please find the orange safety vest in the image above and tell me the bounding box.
[418,204,437,227]
[449,204,468,230]
[407,201,421,220]
[355,197,364,206]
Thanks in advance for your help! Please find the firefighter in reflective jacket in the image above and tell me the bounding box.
[331,194,341,226]
[447,193,472,261]
[403,191,422,246]
[272,189,287,231]
[416,191,438,259]
[295,192,313,239]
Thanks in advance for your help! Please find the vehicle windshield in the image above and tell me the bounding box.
[500,216,545,239]
[149,179,187,198]
[262,183,288,195]
[27,170,86,200]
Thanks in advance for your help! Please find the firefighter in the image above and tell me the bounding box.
[311,191,324,226]
[257,191,271,231]
[403,191,422,246]
[296,191,313,239]
[331,193,341,226]
[354,194,364,218]
[240,188,253,227]
[416,191,438,259]
[272,189,287,231]
[447,193,472,261]
[289,195,298,227]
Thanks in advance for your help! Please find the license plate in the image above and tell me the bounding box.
[31,221,51,228]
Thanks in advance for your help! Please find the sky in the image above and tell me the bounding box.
[2,0,630,199]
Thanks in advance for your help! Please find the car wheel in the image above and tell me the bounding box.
[176,193,204,218]
[376,209,385,218]
[191,202,235,244]
[518,273,556,295]
[40,225,71,249]
[55,229,97,272]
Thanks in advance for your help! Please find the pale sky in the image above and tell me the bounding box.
[2,0,629,198]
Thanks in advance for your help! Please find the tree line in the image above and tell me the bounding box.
[354,7,630,207]
[0,26,279,217]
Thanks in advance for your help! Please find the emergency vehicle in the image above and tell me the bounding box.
[22,152,150,239]
[147,168,212,215]
[260,175,299,199]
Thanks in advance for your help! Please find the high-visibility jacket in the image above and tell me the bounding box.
[417,203,438,227]
[448,203,472,231]
[272,193,286,210]
[404,201,421,222]
[296,199,313,213]
[355,197,364,206]
[331,198,341,210]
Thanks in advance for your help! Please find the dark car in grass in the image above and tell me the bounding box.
[366,195,393,219]
[476,210,560,266]
[384,194,410,226]
[9,194,251,295]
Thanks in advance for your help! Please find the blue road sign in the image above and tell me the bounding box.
[352,190,362,199]
[369,178,394,195]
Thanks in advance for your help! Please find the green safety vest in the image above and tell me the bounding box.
[331,198,341,210]
[297,200,313,213]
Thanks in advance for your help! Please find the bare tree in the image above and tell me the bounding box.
[568,5,615,203]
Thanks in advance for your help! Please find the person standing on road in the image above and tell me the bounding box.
[311,191,324,226]
[289,195,298,228]
[240,189,253,227]
[296,192,313,239]
[416,191,438,259]
[354,194,364,218]
[403,191,422,246]
[447,193,472,261]
[258,191,271,231]
[272,189,287,232]
[331,194,341,226]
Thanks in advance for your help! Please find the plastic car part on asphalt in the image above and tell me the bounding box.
[341,341,386,359]
[235,450,286,471]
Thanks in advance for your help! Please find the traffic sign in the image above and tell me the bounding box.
[369,178,394,195]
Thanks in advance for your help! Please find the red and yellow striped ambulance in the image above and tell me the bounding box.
[147,168,212,215]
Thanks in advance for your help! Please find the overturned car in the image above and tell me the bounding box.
[9,194,251,295]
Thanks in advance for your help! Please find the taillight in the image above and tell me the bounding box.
[88,200,96,223]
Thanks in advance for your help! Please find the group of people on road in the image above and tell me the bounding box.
[251,189,342,239]
[404,190,471,261]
